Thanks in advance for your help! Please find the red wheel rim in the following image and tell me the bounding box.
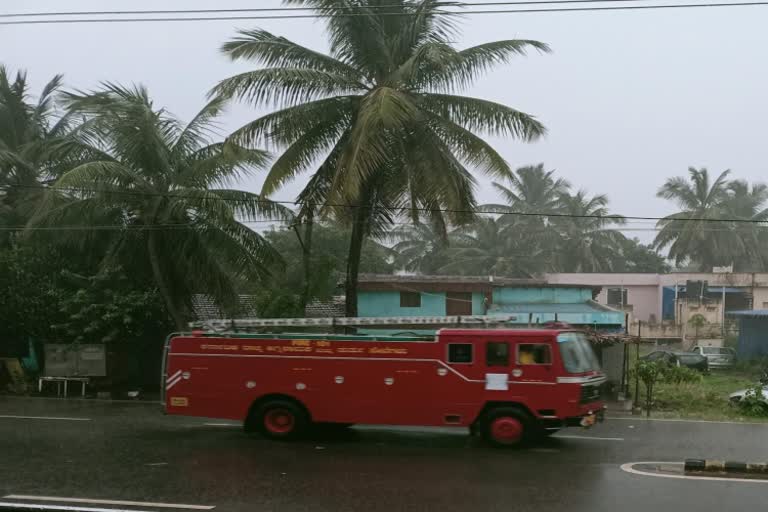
[264,408,295,434]
[490,417,523,445]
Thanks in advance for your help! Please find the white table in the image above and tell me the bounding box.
[38,376,89,397]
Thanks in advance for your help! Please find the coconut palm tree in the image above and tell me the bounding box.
[0,67,78,245]
[486,163,570,216]
[440,216,547,277]
[722,179,768,270]
[390,220,450,274]
[213,0,549,315]
[28,84,288,329]
[654,168,734,270]
[551,190,626,272]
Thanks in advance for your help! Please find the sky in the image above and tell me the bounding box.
[3,0,768,243]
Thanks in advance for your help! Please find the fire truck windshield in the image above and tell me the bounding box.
[557,332,601,373]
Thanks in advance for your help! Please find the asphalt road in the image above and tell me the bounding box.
[0,397,766,512]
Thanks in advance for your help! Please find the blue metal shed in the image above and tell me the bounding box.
[727,310,768,359]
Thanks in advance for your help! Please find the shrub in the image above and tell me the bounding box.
[661,365,702,384]
[737,383,768,417]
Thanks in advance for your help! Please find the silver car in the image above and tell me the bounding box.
[691,346,736,369]
[729,386,768,404]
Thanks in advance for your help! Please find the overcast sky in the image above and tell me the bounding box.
[4,0,768,242]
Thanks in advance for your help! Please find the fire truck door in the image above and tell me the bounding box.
[511,338,556,384]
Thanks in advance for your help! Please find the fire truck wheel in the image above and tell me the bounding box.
[481,408,533,447]
[252,400,309,440]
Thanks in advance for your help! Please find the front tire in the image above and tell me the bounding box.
[481,407,534,448]
[247,400,309,440]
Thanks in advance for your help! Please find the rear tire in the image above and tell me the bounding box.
[481,407,534,448]
[247,400,309,440]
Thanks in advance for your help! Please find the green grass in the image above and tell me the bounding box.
[647,366,767,421]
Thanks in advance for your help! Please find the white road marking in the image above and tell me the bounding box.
[203,423,240,427]
[4,495,215,510]
[620,462,768,484]
[609,417,767,426]
[555,435,624,441]
[0,415,91,421]
[0,503,155,512]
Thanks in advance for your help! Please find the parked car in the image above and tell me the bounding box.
[691,345,736,369]
[729,386,768,405]
[729,369,768,405]
[641,350,709,372]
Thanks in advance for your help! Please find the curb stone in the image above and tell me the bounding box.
[685,459,768,474]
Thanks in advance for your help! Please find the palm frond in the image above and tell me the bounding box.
[419,93,546,141]
[222,28,367,81]
[210,68,366,108]
[228,95,358,149]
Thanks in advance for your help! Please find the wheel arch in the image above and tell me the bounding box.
[472,401,537,427]
[246,393,312,423]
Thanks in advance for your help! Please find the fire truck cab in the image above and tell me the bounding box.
[163,327,606,447]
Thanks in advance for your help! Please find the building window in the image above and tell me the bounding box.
[486,342,509,366]
[448,344,473,364]
[517,344,552,365]
[400,291,421,308]
[607,288,628,307]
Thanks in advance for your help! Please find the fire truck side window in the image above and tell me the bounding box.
[486,342,509,366]
[517,344,552,365]
[448,343,473,364]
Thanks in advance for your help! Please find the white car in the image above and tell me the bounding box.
[691,346,736,369]
[729,386,768,404]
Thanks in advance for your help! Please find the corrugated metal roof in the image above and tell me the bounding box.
[488,302,614,314]
[727,310,768,319]
[359,274,545,286]
[358,274,601,290]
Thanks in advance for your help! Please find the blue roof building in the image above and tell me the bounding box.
[357,274,625,332]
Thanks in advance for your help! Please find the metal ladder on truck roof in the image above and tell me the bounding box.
[189,314,517,333]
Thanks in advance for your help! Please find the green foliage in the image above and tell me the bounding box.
[441,216,548,277]
[660,364,702,384]
[688,314,707,328]
[254,223,394,316]
[53,267,172,344]
[392,164,669,275]
[0,245,68,345]
[633,360,664,416]
[655,167,768,271]
[216,1,550,313]
[0,67,76,248]
[28,84,289,328]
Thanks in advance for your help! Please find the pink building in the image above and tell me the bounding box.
[545,273,663,323]
[545,272,768,326]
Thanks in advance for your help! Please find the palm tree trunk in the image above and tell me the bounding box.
[147,230,186,330]
[345,207,367,317]
[293,210,314,313]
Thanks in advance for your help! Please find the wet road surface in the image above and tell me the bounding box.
[0,397,766,512]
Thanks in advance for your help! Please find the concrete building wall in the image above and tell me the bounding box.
[545,273,663,322]
[492,287,592,304]
[357,291,486,317]
[547,272,768,325]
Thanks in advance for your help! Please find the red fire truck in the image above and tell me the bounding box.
[162,325,606,446]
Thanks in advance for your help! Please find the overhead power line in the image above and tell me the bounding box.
[0,0,675,18]
[0,218,288,232]
[4,183,768,225]
[1,1,768,25]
